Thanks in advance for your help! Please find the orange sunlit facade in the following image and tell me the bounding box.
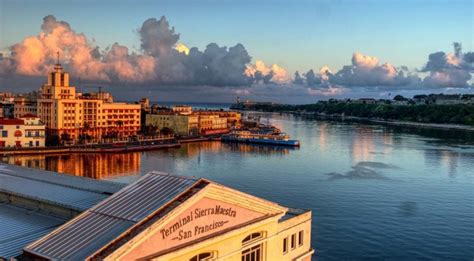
[37,62,141,143]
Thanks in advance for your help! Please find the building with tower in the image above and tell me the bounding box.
[37,54,141,143]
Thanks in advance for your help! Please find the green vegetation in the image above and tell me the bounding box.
[250,103,474,126]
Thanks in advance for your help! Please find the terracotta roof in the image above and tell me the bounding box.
[0,119,24,125]
[20,114,38,118]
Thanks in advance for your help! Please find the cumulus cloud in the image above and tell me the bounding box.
[329,53,420,87]
[245,60,291,84]
[0,15,254,87]
[2,15,472,101]
[174,43,190,55]
[292,67,329,87]
[422,42,473,87]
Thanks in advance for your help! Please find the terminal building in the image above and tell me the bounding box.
[0,164,313,261]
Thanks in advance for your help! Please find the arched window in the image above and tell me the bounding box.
[242,232,262,245]
[14,130,22,137]
[241,232,264,261]
[189,252,213,261]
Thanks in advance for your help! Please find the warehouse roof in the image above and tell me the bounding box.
[0,163,126,260]
[0,164,125,211]
[0,203,65,259]
[25,172,203,260]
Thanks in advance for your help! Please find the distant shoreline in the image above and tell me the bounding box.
[246,110,474,132]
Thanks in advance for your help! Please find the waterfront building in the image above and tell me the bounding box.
[146,109,234,136]
[37,60,140,143]
[196,110,242,128]
[0,115,45,148]
[146,113,199,136]
[198,114,228,135]
[23,171,314,261]
[172,105,193,115]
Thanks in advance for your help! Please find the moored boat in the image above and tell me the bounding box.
[222,130,300,146]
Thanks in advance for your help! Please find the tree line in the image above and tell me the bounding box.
[250,103,474,126]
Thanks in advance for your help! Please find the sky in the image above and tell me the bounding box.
[0,0,473,103]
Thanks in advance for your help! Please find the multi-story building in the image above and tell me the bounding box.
[172,105,193,115]
[146,106,238,137]
[0,115,45,148]
[13,96,37,118]
[197,110,241,128]
[146,113,199,136]
[139,97,151,113]
[198,114,228,135]
[37,61,140,143]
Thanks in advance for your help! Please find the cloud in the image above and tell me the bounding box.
[421,42,473,87]
[306,86,346,96]
[174,43,190,55]
[0,15,253,87]
[245,60,291,84]
[329,52,420,87]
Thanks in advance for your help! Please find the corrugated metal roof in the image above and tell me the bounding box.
[0,163,126,211]
[0,203,65,259]
[0,172,110,211]
[0,163,125,194]
[0,164,126,260]
[25,172,200,260]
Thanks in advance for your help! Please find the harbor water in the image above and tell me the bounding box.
[2,112,474,260]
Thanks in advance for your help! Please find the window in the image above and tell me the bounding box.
[283,237,288,254]
[29,141,33,147]
[242,232,264,261]
[189,252,213,261]
[291,234,296,249]
[36,141,40,147]
[242,245,262,261]
[1,130,7,137]
[242,232,262,245]
[298,231,304,246]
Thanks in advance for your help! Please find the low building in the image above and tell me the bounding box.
[23,171,314,261]
[0,115,45,148]
[146,113,199,136]
[197,110,241,128]
[172,105,193,115]
[13,96,37,118]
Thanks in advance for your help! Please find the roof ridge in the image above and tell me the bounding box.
[146,171,199,181]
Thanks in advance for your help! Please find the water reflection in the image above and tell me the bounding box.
[399,201,418,217]
[1,112,474,260]
[319,122,329,152]
[325,161,396,181]
[1,141,296,179]
[1,153,141,179]
[351,127,376,162]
